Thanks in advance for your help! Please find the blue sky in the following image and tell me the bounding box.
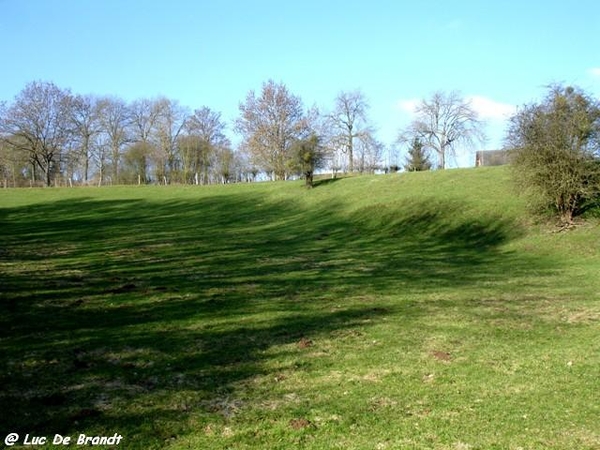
[2,0,600,166]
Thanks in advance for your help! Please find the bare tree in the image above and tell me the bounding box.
[92,140,110,186]
[185,107,228,145]
[328,90,373,173]
[355,134,384,174]
[235,80,308,180]
[130,98,163,145]
[403,91,485,169]
[97,97,131,184]
[184,107,230,184]
[0,81,73,186]
[69,94,101,183]
[129,98,165,183]
[154,98,188,183]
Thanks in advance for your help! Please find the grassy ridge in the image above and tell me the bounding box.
[1,167,599,449]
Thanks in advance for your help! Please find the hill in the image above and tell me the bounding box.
[1,167,599,449]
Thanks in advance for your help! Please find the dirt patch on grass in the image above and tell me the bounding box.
[289,418,313,430]
[431,350,452,362]
[297,338,313,349]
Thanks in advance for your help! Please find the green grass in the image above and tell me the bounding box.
[1,167,599,449]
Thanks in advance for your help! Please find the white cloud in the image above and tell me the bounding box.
[467,95,516,120]
[396,98,420,114]
[396,95,514,121]
[588,67,600,77]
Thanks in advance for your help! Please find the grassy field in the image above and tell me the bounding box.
[1,167,599,449]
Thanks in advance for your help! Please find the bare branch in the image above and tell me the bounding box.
[404,90,485,169]
[235,80,307,180]
[327,90,373,172]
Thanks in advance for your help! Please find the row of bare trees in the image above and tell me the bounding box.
[0,81,238,187]
[0,80,392,187]
[235,84,485,177]
[234,80,385,181]
[0,79,486,187]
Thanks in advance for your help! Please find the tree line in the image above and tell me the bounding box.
[0,81,238,187]
[0,80,388,187]
[0,79,493,188]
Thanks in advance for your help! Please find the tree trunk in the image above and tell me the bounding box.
[348,135,354,173]
[112,144,120,184]
[305,171,313,188]
[84,156,89,183]
[438,147,445,169]
[45,166,52,187]
[82,135,91,183]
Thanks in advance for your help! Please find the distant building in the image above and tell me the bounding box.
[475,150,510,167]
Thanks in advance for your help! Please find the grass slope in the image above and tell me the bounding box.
[1,167,599,449]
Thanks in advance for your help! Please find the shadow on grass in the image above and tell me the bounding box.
[312,177,343,188]
[0,190,554,446]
